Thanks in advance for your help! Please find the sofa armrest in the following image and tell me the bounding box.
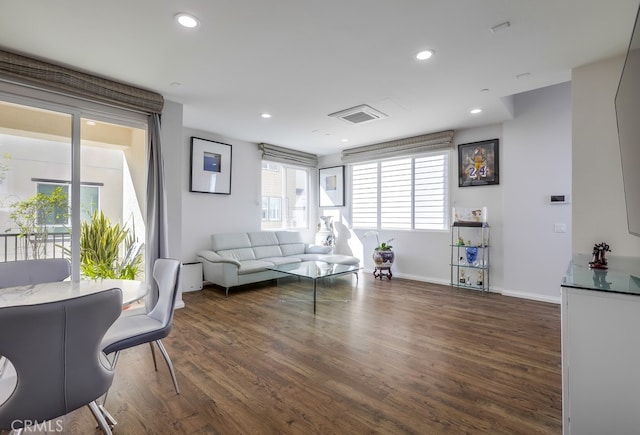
[305,244,332,254]
[196,250,242,267]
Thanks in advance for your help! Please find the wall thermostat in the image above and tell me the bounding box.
[548,194,570,205]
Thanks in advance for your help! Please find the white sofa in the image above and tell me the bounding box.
[196,231,360,296]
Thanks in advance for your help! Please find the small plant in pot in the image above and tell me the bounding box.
[364,231,395,266]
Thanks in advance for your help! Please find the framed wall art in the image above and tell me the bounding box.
[458,138,499,187]
[319,165,345,207]
[190,137,232,194]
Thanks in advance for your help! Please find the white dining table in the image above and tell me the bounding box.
[0,279,147,308]
[0,279,148,408]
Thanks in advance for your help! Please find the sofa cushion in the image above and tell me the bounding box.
[280,243,306,256]
[248,231,279,247]
[261,256,301,266]
[218,248,256,262]
[290,253,360,265]
[321,254,361,266]
[253,245,283,259]
[238,260,276,275]
[212,232,252,251]
[275,231,306,256]
[275,231,303,244]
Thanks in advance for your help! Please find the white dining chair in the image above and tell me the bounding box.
[101,258,181,403]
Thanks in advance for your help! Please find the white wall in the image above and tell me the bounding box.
[180,127,263,262]
[451,125,505,291]
[503,82,572,301]
[572,55,640,257]
[316,84,571,303]
[169,83,574,303]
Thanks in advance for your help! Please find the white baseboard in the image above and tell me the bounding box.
[364,269,561,304]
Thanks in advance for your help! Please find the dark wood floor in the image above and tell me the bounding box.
[27,274,562,434]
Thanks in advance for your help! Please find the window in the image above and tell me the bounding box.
[261,196,282,222]
[36,182,101,227]
[261,161,308,230]
[351,151,449,230]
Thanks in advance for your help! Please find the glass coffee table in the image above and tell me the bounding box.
[268,261,361,313]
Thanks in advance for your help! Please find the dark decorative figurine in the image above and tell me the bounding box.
[589,242,611,269]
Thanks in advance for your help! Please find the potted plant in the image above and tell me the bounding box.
[63,210,142,279]
[364,231,395,267]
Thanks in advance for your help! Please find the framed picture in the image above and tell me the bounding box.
[458,138,499,187]
[190,137,232,194]
[319,165,345,207]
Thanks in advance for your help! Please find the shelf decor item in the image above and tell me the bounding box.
[190,137,232,194]
[588,242,611,269]
[315,216,335,248]
[458,139,499,187]
[364,230,395,279]
[450,213,490,292]
[465,247,478,265]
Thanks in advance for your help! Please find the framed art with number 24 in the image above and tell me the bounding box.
[458,138,499,187]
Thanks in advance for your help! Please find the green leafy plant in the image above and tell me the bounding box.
[363,231,394,251]
[71,210,141,279]
[6,186,69,259]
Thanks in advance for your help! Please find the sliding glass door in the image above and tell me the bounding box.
[0,98,147,281]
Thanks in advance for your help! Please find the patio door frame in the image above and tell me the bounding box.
[0,83,148,281]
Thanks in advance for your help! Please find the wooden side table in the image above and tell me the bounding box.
[373,266,392,280]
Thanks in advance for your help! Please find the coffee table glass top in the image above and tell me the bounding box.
[268,261,360,279]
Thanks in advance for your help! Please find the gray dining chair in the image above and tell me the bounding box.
[0,258,71,288]
[0,258,72,380]
[101,258,181,403]
[0,287,122,434]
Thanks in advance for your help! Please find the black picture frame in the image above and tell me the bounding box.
[190,137,232,194]
[319,165,345,207]
[458,139,499,187]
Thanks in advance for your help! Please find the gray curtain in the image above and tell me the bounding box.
[0,50,163,113]
[145,113,169,307]
[258,143,318,167]
[341,130,454,163]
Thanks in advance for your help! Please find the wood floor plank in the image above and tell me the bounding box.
[3,274,561,434]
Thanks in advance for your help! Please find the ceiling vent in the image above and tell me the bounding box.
[328,104,388,125]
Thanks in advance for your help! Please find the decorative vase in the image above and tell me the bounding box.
[465,247,478,265]
[373,249,395,267]
[315,216,335,247]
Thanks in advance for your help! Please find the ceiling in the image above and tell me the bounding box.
[0,0,638,156]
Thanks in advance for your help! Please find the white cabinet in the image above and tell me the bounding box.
[450,222,490,292]
[181,262,203,292]
[561,254,640,434]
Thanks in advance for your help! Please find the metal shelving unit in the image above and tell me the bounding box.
[450,222,490,292]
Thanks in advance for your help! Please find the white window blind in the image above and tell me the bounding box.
[381,158,412,229]
[351,162,378,228]
[414,154,448,230]
[351,152,449,230]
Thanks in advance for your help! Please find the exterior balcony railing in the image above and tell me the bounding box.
[0,232,72,262]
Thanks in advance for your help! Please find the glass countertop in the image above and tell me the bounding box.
[561,253,640,295]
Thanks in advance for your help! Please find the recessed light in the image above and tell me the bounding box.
[415,49,435,61]
[470,108,483,114]
[175,13,199,29]
[261,113,272,119]
[341,138,349,142]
